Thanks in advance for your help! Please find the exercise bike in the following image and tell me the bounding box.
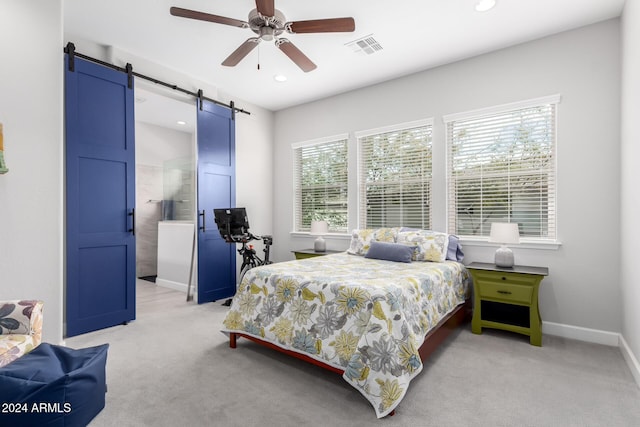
[230,232,273,284]
[213,208,273,305]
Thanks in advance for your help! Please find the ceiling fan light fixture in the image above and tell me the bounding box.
[260,26,275,41]
[475,0,496,12]
[273,74,287,82]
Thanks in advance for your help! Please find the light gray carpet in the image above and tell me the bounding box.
[66,282,640,427]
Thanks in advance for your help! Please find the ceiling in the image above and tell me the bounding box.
[64,0,625,115]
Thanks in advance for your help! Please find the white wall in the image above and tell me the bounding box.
[621,1,640,382]
[0,0,64,344]
[274,20,622,335]
[233,101,275,264]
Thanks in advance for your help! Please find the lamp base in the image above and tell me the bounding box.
[314,236,326,252]
[494,246,514,268]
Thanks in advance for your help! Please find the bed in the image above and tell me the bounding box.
[221,228,470,418]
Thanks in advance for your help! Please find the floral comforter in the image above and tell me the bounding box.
[221,252,470,418]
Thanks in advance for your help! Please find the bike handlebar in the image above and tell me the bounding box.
[223,232,272,246]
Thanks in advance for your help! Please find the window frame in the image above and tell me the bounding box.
[355,118,434,230]
[444,95,560,243]
[291,134,350,234]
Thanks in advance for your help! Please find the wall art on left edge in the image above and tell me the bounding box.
[0,122,8,174]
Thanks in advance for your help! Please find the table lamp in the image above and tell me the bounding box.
[488,222,520,268]
[310,220,328,252]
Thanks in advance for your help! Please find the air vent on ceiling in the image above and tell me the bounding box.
[345,34,383,55]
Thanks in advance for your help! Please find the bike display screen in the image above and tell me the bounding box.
[214,208,250,240]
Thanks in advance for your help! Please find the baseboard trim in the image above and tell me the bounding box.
[543,321,640,390]
[620,335,640,389]
[542,321,620,346]
[156,278,188,293]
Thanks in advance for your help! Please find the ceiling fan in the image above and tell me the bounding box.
[170,0,355,72]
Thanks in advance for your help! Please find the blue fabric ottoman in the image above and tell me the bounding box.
[0,342,109,426]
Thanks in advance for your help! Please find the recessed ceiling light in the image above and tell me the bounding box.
[176,120,187,125]
[274,74,287,82]
[475,0,496,12]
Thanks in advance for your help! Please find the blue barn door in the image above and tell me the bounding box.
[197,99,236,303]
[65,56,136,336]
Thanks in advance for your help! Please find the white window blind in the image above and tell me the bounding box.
[445,97,558,240]
[358,121,433,229]
[293,138,348,232]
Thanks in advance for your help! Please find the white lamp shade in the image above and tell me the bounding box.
[310,220,328,235]
[488,222,520,245]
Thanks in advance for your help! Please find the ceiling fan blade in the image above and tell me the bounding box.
[170,7,248,28]
[287,17,355,34]
[276,39,317,73]
[222,38,261,67]
[255,0,275,17]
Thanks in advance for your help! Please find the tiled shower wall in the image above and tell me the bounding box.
[136,164,163,278]
[163,158,194,221]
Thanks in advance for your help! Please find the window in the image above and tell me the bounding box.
[445,95,559,240]
[293,136,348,233]
[357,120,433,229]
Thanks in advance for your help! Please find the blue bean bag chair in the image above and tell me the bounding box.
[0,342,108,426]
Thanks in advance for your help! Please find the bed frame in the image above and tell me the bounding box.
[228,299,471,414]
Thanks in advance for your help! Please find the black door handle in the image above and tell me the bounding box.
[199,210,206,232]
[128,209,135,235]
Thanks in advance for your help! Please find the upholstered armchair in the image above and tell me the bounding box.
[0,300,44,368]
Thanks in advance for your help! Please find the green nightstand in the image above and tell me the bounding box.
[468,262,549,346]
[292,249,342,260]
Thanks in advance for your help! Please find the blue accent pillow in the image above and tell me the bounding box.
[364,241,414,263]
[448,234,465,262]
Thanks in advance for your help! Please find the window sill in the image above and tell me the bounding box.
[289,233,561,250]
[290,231,351,241]
[459,237,561,251]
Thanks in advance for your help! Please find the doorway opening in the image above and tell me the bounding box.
[134,83,197,305]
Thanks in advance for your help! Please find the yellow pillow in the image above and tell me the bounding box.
[347,228,399,255]
[397,230,449,262]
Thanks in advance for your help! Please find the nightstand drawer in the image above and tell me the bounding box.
[477,282,533,304]
[472,270,540,286]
